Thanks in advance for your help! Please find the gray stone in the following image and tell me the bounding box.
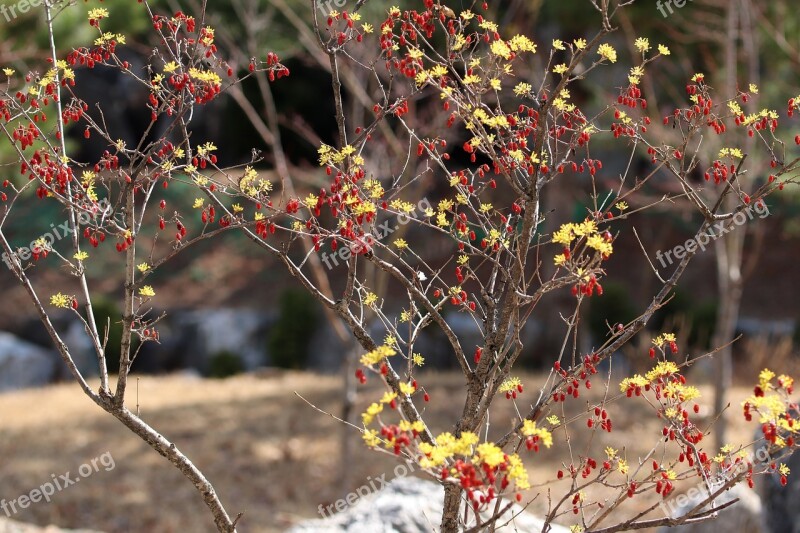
[0,332,58,391]
[763,448,800,533]
[0,517,104,533]
[657,482,765,533]
[61,320,97,378]
[170,308,272,373]
[288,476,568,533]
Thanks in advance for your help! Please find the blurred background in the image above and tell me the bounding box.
[0,0,798,532]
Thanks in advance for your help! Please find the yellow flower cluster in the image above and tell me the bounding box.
[597,43,617,63]
[239,166,273,197]
[645,361,679,381]
[552,220,612,265]
[50,293,72,309]
[498,377,522,393]
[360,344,396,366]
[418,432,478,468]
[651,332,676,348]
[521,420,553,448]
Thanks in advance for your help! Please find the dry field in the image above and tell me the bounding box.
[0,370,765,533]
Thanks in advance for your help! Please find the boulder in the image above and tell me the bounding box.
[288,477,568,533]
[656,482,765,533]
[763,448,800,533]
[0,517,104,533]
[0,332,58,391]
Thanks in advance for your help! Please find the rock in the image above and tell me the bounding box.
[0,517,104,533]
[763,448,800,533]
[154,309,272,374]
[288,477,568,533]
[61,320,97,378]
[656,482,765,533]
[0,332,58,391]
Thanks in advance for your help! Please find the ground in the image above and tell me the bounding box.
[0,371,769,533]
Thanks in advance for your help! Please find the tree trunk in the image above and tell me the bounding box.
[440,483,463,533]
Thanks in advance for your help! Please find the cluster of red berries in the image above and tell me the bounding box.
[571,274,604,298]
[552,355,599,402]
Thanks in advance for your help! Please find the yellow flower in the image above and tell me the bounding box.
[139,286,156,297]
[3,68,14,76]
[552,63,568,75]
[652,332,676,348]
[552,224,575,246]
[476,443,506,467]
[574,38,587,50]
[509,35,536,53]
[88,8,109,20]
[586,234,613,256]
[412,353,425,366]
[514,82,532,96]
[50,293,72,309]
[479,19,498,32]
[658,44,671,56]
[137,262,150,273]
[362,403,383,426]
[498,377,522,393]
[364,292,378,306]
[759,368,776,390]
[597,43,617,63]
[398,382,415,395]
[380,391,397,404]
[394,239,408,249]
[547,415,561,426]
[552,39,565,50]
[521,420,553,448]
[193,198,205,209]
[73,251,89,261]
[360,345,395,366]
[645,361,679,381]
[363,429,381,447]
[634,37,650,53]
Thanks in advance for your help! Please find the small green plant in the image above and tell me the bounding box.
[267,289,319,369]
[207,350,245,378]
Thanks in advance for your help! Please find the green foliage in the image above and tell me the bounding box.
[207,350,245,378]
[267,289,319,369]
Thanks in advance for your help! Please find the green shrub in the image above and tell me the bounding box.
[267,289,319,369]
[207,350,245,378]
